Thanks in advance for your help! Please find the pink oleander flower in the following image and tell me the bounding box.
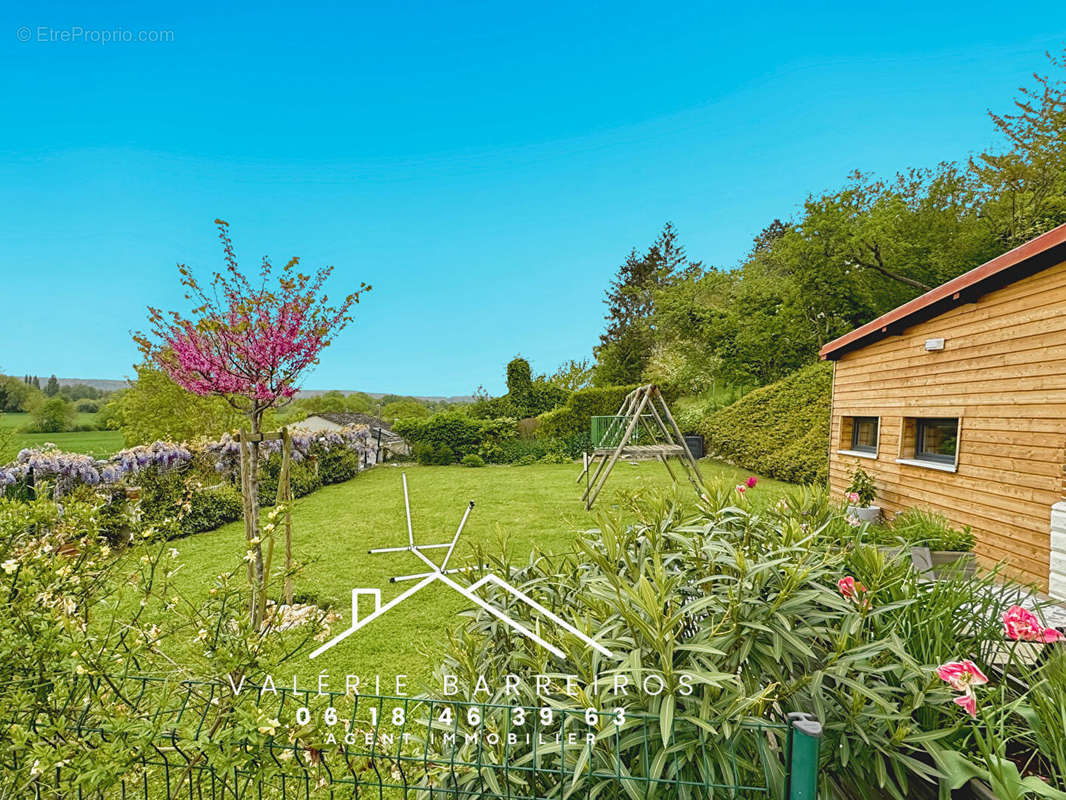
[735,484,746,494]
[745,476,758,488]
[837,576,869,608]
[845,515,861,527]
[846,492,860,504]
[1002,605,1065,643]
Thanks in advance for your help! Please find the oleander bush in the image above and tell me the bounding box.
[438,484,1066,799]
[701,361,831,483]
[890,508,976,552]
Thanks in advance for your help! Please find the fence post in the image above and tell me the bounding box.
[786,712,821,800]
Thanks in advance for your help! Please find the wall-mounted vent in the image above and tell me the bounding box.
[924,338,946,351]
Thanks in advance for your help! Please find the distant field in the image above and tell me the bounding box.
[0,412,124,460]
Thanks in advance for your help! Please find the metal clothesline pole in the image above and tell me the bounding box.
[369,472,477,584]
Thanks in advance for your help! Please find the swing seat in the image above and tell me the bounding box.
[592,443,687,459]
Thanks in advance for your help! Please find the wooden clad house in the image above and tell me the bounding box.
[820,222,1066,597]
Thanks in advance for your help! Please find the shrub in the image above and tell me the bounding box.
[74,399,100,413]
[258,456,321,505]
[514,453,537,466]
[891,508,975,551]
[414,442,456,466]
[537,451,569,464]
[460,454,485,468]
[316,448,362,485]
[846,467,876,506]
[28,395,75,433]
[701,362,830,483]
[534,384,637,441]
[395,411,515,459]
[0,496,325,793]
[182,483,243,535]
[437,489,950,799]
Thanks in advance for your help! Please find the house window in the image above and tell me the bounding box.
[915,418,958,464]
[850,417,879,454]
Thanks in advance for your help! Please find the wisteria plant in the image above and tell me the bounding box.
[135,220,370,625]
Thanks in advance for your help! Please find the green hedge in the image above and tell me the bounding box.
[394,411,515,460]
[700,362,831,484]
[534,384,637,441]
[136,470,245,539]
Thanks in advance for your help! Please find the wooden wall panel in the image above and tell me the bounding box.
[828,259,1066,590]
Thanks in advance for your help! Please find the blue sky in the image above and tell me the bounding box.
[1,2,1064,396]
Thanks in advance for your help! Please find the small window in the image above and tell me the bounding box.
[850,417,879,454]
[915,418,958,464]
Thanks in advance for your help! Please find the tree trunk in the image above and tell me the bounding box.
[238,415,266,628]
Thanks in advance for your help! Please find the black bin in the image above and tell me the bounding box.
[683,434,704,459]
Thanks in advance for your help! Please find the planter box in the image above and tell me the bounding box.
[910,546,977,580]
[847,504,881,523]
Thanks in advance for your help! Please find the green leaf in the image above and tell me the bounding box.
[659,694,675,749]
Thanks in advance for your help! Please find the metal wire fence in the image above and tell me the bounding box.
[3,674,820,799]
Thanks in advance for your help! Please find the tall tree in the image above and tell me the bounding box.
[595,222,702,385]
[971,49,1066,248]
[43,375,60,397]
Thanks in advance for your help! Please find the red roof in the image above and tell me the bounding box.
[820,222,1066,360]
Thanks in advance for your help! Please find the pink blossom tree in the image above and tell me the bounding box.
[137,220,370,624]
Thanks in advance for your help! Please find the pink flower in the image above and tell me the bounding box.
[745,476,758,488]
[936,660,988,692]
[837,576,869,607]
[937,660,989,718]
[845,515,862,527]
[953,693,978,718]
[1002,605,1065,643]
[846,492,860,504]
[735,485,746,494]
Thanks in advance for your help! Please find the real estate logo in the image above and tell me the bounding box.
[309,473,614,660]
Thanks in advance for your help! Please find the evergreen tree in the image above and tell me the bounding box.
[44,374,60,397]
[595,222,702,385]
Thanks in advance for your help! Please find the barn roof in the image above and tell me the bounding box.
[819,222,1066,360]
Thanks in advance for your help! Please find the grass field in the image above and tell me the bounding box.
[134,460,791,691]
[0,412,124,460]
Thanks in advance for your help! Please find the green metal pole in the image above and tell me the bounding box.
[786,712,822,800]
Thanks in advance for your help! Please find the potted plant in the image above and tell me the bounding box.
[844,467,880,523]
[892,508,976,579]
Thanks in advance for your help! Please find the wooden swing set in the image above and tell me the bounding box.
[577,384,704,510]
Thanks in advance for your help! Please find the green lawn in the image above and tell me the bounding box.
[0,412,124,460]
[144,460,790,691]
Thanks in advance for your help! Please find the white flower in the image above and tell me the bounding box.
[195,629,208,642]
[243,550,255,563]
[168,548,179,559]
[1,559,16,574]
[29,759,41,777]
[258,717,280,736]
